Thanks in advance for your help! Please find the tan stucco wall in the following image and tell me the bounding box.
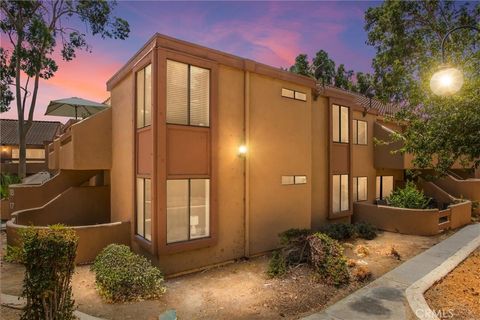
[352,111,404,202]
[14,186,110,226]
[449,201,472,229]
[247,73,312,254]
[110,74,135,225]
[311,96,329,229]
[8,170,100,215]
[58,108,112,170]
[353,202,440,236]
[155,65,246,274]
[435,175,480,203]
[7,221,130,264]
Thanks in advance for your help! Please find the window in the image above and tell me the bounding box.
[136,64,152,128]
[353,120,367,145]
[281,88,307,101]
[136,178,152,241]
[376,176,394,200]
[332,174,349,213]
[167,179,210,244]
[281,175,307,185]
[332,104,349,143]
[353,177,368,201]
[167,60,210,127]
[11,148,45,163]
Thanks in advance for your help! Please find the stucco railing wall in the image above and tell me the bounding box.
[1,199,10,220]
[48,138,61,170]
[353,201,471,236]
[8,169,100,215]
[6,221,130,264]
[373,122,414,170]
[58,108,112,170]
[14,186,110,226]
[434,174,480,203]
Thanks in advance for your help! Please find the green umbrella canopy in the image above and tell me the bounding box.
[44,97,109,119]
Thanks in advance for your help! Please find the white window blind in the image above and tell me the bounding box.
[167,60,189,125]
[353,177,368,201]
[190,66,210,126]
[333,174,349,213]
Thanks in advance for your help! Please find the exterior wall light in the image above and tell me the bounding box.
[430,25,479,96]
[238,145,247,156]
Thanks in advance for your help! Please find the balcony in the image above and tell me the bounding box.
[374,122,414,170]
[49,108,112,170]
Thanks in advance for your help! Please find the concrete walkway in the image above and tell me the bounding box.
[1,293,104,320]
[303,224,480,320]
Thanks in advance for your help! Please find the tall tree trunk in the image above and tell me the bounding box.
[18,120,27,179]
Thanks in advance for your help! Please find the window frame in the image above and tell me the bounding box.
[353,176,368,202]
[136,177,152,241]
[353,119,368,145]
[332,174,349,213]
[166,59,211,128]
[135,64,152,129]
[166,178,211,245]
[281,88,307,101]
[376,175,394,200]
[332,104,349,143]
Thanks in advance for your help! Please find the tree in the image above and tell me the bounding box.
[365,0,480,175]
[288,54,312,77]
[334,64,355,90]
[312,49,336,85]
[355,72,373,95]
[0,1,129,178]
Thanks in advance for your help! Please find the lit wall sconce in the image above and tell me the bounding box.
[238,145,247,156]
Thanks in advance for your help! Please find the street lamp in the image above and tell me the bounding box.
[430,25,479,96]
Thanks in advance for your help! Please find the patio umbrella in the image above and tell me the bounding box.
[44,97,109,119]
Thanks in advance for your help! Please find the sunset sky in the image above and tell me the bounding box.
[2,1,380,123]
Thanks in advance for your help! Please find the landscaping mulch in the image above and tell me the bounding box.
[425,248,480,320]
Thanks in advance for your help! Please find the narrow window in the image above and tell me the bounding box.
[294,91,307,101]
[136,64,152,128]
[167,60,210,127]
[376,176,394,200]
[353,177,368,202]
[353,120,367,145]
[167,179,210,244]
[332,174,349,213]
[332,104,349,143]
[281,88,294,98]
[136,178,152,241]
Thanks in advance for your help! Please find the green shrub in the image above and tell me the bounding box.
[91,244,166,303]
[319,223,356,240]
[307,233,350,286]
[387,181,431,209]
[354,222,377,240]
[4,245,24,263]
[20,225,78,320]
[267,250,287,277]
[278,228,312,245]
[0,173,21,199]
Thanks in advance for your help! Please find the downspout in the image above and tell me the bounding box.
[244,70,250,257]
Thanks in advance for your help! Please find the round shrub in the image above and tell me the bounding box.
[307,233,350,286]
[91,244,166,303]
[319,223,356,240]
[354,222,377,240]
[387,181,431,209]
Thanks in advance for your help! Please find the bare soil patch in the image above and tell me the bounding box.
[1,230,451,319]
[425,248,480,320]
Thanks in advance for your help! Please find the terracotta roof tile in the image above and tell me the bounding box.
[1,119,61,146]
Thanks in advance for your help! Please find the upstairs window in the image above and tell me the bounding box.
[332,105,349,143]
[136,64,152,128]
[281,88,307,101]
[167,60,210,127]
[353,120,368,145]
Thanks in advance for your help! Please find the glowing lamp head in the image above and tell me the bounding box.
[238,145,247,155]
[430,66,464,96]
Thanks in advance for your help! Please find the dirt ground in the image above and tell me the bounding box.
[425,247,480,320]
[1,230,451,320]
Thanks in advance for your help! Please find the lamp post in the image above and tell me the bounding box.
[430,25,480,96]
